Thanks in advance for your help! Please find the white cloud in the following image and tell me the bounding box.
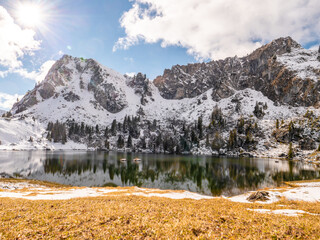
[0,6,41,68]
[58,50,64,55]
[0,92,24,110]
[115,0,320,60]
[67,45,72,50]
[14,60,56,83]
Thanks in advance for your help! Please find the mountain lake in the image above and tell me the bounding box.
[0,150,319,196]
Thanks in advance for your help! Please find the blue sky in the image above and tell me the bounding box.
[0,0,319,110]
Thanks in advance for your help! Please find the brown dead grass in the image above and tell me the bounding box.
[1,179,320,239]
[0,196,320,239]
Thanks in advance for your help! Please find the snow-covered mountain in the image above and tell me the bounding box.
[1,37,320,159]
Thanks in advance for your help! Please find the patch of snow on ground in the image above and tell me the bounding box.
[130,189,214,200]
[247,208,317,217]
[0,182,213,200]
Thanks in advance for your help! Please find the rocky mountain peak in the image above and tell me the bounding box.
[248,36,301,61]
[12,54,130,114]
[153,36,320,107]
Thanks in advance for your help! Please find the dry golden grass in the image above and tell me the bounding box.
[0,195,320,239]
[1,179,320,239]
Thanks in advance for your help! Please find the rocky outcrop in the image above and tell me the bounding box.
[87,61,127,113]
[12,55,129,114]
[63,91,80,102]
[126,73,152,105]
[154,37,320,107]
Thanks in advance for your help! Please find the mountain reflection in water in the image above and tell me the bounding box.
[0,151,319,196]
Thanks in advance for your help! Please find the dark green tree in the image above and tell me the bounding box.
[127,135,132,148]
[111,120,117,136]
[288,142,293,159]
[117,135,124,148]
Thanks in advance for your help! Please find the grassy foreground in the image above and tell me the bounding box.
[1,193,320,239]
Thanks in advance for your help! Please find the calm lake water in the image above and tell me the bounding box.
[0,151,319,196]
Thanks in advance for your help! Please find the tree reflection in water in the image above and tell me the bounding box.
[37,151,320,196]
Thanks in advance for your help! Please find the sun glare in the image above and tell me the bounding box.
[16,3,43,28]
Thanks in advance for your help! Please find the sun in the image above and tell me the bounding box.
[16,3,44,28]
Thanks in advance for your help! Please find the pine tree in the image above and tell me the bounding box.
[191,130,198,144]
[127,135,132,148]
[111,120,117,136]
[117,135,124,148]
[95,124,99,134]
[276,119,279,129]
[46,132,51,141]
[228,129,237,149]
[81,122,85,135]
[288,121,294,140]
[68,123,74,137]
[104,127,109,138]
[123,116,128,133]
[237,117,245,133]
[212,132,223,151]
[245,131,252,144]
[288,142,293,159]
[152,119,157,129]
[197,116,203,139]
[140,137,146,149]
[104,140,110,149]
[205,134,210,147]
[155,133,162,148]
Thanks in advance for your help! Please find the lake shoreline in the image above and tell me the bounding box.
[1,178,320,203]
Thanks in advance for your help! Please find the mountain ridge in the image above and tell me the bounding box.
[1,36,320,160]
[154,36,320,106]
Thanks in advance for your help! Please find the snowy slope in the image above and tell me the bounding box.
[0,117,86,150]
[277,48,320,81]
[1,84,317,152]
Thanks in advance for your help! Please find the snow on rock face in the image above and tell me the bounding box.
[277,48,320,81]
[11,55,134,116]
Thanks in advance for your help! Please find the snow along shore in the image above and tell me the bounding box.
[0,181,213,201]
[1,180,320,202]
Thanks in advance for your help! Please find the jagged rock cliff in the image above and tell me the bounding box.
[154,37,320,107]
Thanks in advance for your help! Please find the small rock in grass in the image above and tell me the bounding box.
[247,191,270,202]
